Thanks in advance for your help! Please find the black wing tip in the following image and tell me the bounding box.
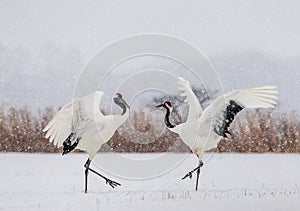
[223,131,232,139]
[214,100,244,137]
[62,133,80,155]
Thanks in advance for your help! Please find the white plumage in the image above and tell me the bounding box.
[43,91,130,193]
[157,77,279,190]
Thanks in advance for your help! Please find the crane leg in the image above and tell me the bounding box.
[84,158,121,192]
[182,160,204,191]
[195,160,203,191]
[84,159,91,193]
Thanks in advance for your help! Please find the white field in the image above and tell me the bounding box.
[1,153,300,211]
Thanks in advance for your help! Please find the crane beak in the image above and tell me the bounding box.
[156,104,164,108]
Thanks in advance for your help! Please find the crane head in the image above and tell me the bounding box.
[113,93,130,115]
[114,93,123,98]
[156,101,173,113]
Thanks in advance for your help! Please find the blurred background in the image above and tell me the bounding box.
[0,0,299,153]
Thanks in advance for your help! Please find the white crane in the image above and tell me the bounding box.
[156,77,278,191]
[43,91,130,193]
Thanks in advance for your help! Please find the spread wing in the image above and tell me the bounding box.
[178,77,203,122]
[201,86,278,149]
[43,91,104,147]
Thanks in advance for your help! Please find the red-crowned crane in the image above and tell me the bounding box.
[156,77,278,191]
[43,91,130,193]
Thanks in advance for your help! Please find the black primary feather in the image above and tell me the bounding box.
[62,133,81,155]
[213,100,244,138]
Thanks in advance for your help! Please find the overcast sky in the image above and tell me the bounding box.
[0,0,299,112]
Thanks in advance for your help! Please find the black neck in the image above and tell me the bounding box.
[120,103,128,115]
[115,101,128,115]
[165,108,175,128]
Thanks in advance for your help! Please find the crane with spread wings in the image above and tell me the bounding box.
[156,77,278,190]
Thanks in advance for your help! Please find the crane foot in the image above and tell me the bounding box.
[182,167,199,180]
[181,160,204,180]
[105,178,121,188]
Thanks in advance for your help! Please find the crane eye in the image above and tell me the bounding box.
[114,93,122,98]
[165,101,172,107]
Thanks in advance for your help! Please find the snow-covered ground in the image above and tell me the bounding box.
[1,153,300,210]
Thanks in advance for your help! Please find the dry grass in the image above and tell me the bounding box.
[0,105,299,153]
[0,105,59,152]
[217,110,300,153]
